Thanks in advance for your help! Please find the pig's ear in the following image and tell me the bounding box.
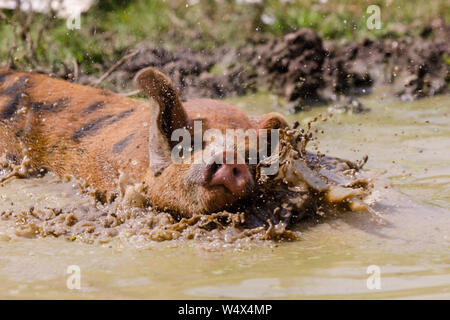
[254,112,289,130]
[135,67,190,176]
[253,113,289,156]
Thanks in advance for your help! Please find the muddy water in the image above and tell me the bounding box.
[0,90,449,299]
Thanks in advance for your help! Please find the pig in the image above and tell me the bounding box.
[0,67,288,216]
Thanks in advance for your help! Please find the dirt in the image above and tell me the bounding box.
[0,120,375,246]
[78,46,258,101]
[76,18,449,112]
[322,19,450,103]
[250,29,327,110]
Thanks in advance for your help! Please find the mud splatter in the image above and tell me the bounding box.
[0,120,377,248]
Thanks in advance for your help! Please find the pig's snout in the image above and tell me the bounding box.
[204,151,250,195]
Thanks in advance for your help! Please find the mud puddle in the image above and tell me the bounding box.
[0,90,449,299]
[0,112,375,247]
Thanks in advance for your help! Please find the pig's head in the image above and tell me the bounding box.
[135,67,288,216]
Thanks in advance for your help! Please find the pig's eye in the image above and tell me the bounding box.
[204,162,221,183]
[209,162,220,175]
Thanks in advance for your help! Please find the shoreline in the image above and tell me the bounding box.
[69,18,449,112]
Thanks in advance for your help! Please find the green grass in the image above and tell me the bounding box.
[265,0,449,39]
[0,0,448,75]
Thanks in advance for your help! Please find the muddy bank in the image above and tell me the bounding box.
[81,19,449,111]
[256,22,449,108]
[321,19,450,103]
[77,46,257,101]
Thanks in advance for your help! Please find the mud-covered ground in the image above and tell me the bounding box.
[75,18,450,112]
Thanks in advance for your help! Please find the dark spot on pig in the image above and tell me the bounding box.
[30,98,70,113]
[73,109,134,140]
[2,77,30,95]
[113,108,135,121]
[73,114,115,140]
[1,96,21,119]
[0,71,11,84]
[0,77,31,119]
[83,101,105,114]
[112,133,135,153]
